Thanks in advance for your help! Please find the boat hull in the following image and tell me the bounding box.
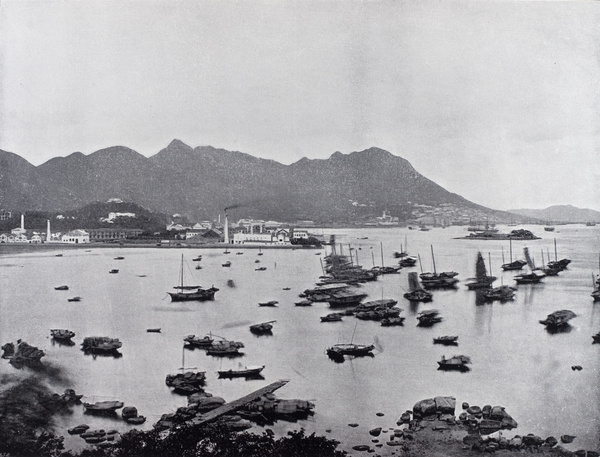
[169,287,218,302]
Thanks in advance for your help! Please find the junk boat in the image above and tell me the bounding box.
[165,371,206,395]
[54,285,69,290]
[146,328,161,333]
[83,401,124,413]
[81,337,122,353]
[417,309,442,326]
[546,239,571,273]
[168,254,219,302]
[222,261,231,267]
[419,246,459,289]
[327,291,368,307]
[433,336,458,346]
[501,239,526,271]
[380,316,405,326]
[258,300,278,307]
[593,332,600,344]
[51,329,75,340]
[320,313,343,322]
[218,364,265,378]
[1,341,45,365]
[326,343,375,360]
[184,334,214,348]
[67,296,82,302]
[483,285,516,302]
[466,252,496,290]
[206,340,245,357]
[403,272,433,302]
[539,310,576,329]
[250,321,275,334]
[437,355,471,371]
[514,248,545,284]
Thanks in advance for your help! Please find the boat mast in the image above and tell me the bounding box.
[509,238,513,263]
[430,245,437,275]
[488,252,492,277]
[380,242,385,268]
[371,250,376,268]
[180,254,184,289]
[554,238,558,262]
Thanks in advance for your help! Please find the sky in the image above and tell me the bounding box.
[1,0,599,211]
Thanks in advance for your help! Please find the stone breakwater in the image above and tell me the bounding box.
[344,396,599,457]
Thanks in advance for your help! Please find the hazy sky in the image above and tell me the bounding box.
[1,0,599,211]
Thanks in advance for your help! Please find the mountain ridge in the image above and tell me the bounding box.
[0,141,560,223]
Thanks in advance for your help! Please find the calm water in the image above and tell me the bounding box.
[1,225,599,453]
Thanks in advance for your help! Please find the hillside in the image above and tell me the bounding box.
[509,205,600,223]
[1,141,510,223]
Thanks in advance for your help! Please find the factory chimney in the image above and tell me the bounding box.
[47,219,51,242]
[21,214,24,230]
[224,214,229,244]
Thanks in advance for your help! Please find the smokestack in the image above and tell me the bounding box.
[47,219,51,242]
[21,214,24,230]
[224,214,229,244]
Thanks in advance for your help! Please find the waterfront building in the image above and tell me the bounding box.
[85,228,143,241]
[61,230,90,244]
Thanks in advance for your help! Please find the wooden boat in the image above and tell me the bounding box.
[592,332,600,344]
[326,343,375,359]
[114,256,125,260]
[255,267,267,271]
[483,285,516,302]
[109,269,119,274]
[320,313,343,322]
[67,296,82,302]
[54,285,69,290]
[81,336,122,353]
[258,300,278,307]
[2,341,45,364]
[417,309,442,326]
[146,328,161,333]
[433,336,458,346]
[184,334,214,348]
[403,272,433,302]
[222,261,232,267]
[437,355,471,371]
[380,316,405,326]
[419,246,459,289]
[327,291,368,307]
[165,347,206,395]
[192,256,202,261]
[514,248,545,284]
[295,300,312,307]
[539,310,576,328]
[168,255,219,302]
[218,364,265,378]
[546,238,571,272]
[250,321,275,334]
[466,252,496,290]
[206,340,245,356]
[501,238,526,271]
[83,401,124,412]
[51,329,75,340]
[258,247,263,256]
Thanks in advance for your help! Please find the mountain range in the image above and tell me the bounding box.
[0,140,574,224]
[509,205,600,224]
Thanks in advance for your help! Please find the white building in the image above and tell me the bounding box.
[61,229,90,244]
[232,228,290,245]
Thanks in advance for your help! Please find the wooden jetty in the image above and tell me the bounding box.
[191,379,289,426]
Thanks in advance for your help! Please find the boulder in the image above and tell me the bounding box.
[122,406,138,419]
[509,437,523,449]
[587,451,599,457]
[434,396,456,415]
[482,405,492,418]
[466,405,482,417]
[479,419,503,434]
[561,435,577,444]
[490,406,517,429]
[545,436,558,447]
[463,434,483,446]
[462,402,469,410]
[393,429,404,437]
[573,451,587,457]
[369,428,382,437]
[194,396,225,412]
[413,398,437,418]
[523,434,544,446]
[458,412,468,422]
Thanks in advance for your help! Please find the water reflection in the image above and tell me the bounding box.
[544,324,573,335]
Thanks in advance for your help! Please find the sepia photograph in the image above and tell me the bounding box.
[1,1,599,456]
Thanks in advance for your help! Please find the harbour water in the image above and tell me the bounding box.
[1,224,599,453]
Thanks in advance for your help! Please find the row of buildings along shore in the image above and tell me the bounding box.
[0,213,322,246]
